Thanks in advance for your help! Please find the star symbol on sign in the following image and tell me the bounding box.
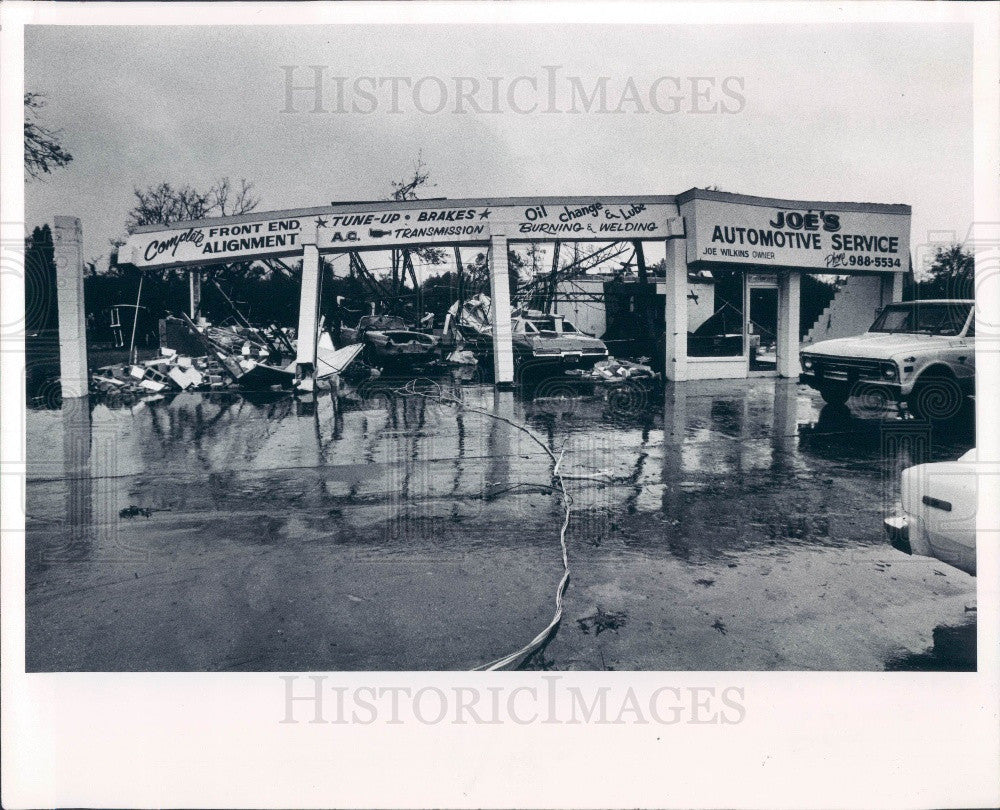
[315,217,328,228]
[479,208,492,219]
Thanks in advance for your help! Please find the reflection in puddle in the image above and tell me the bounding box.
[25,377,977,671]
[28,379,977,564]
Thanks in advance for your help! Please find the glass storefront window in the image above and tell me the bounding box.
[688,270,744,357]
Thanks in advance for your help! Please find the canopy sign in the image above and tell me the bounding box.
[317,200,680,250]
[682,195,911,273]
[120,198,684,270]
[121,214,306,269]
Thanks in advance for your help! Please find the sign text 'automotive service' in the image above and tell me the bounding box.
[684,197,910,272]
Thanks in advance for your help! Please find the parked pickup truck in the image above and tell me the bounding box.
[799,299,974,420]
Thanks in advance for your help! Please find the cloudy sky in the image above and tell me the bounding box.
[25,23,973,268]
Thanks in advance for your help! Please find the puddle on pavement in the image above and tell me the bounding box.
[25,378,977,671]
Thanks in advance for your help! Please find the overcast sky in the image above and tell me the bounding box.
[25,23,973,268]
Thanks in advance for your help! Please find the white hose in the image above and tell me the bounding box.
[387,379,572,671]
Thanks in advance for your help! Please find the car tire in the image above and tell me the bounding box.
[907,374,964,421]
[819,384,849,406]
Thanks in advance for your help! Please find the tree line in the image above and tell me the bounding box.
[23,91,975,345]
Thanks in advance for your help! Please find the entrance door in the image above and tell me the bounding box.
[746,278,779,374]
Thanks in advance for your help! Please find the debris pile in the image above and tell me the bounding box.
[567,356,660,383]
[89,315,367,401]
[445,293,493,337]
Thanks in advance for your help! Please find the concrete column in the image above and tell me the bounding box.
[295,225,321,378]
[880,271,904,305]
[661,383,686,520]
[662,238,688,381]
[52,216,88,399]
[488,389,514,489]
[488,234,515,388]
[777,270,801,378]
[62,396,92,546]
[189,270,202,319]
[771,378,798,463]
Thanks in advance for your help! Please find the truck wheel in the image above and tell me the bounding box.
[851,382,895,412]
[907,374,963,421]
[819,384,849,406]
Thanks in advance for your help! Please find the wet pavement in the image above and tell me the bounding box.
[24,376,976,671]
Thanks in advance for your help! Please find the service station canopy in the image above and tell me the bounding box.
[119,195,685,271]
[118,189,911,274]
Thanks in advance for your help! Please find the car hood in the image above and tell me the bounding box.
[526,334,607,351]
[803,332,956,360]
[367,329,436,344]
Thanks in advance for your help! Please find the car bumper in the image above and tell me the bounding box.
[531,351,608,362]
[799,371,904,394]
[884,515,911,555]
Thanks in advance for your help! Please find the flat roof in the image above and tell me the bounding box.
[129,189,911,235]
[675,187,911,215]
[130,195,680,234]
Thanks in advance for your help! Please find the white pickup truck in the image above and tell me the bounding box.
[799,299,974,420]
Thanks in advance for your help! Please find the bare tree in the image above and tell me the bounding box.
[116,177,262,278]
[210,177,261,217]
[390,152,436,202]
[125,177,259,231]
[388,152,445,270]
[24,93,73,181]
[126,183,211,230]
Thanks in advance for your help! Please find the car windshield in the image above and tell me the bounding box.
[869,303,971,336]
[526,317,580,335]
[528,317,559,335]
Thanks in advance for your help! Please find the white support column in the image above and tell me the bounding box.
[53,216,88,399]
[189,270,202,319]
[488,234,515,388]
[777,270,801,378]
[772,377,797,460]
[62,396,92,544]
[295,225,321,378]
[662,237,689,381]
[881,271,904,305]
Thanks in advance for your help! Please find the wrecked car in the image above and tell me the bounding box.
[341,314,438,365]
[512,313,608,365]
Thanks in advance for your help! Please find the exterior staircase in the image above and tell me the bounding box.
[802,275,889,346]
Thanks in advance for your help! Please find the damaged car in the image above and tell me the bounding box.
[512,312,609,365]
[341,314,438,366]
